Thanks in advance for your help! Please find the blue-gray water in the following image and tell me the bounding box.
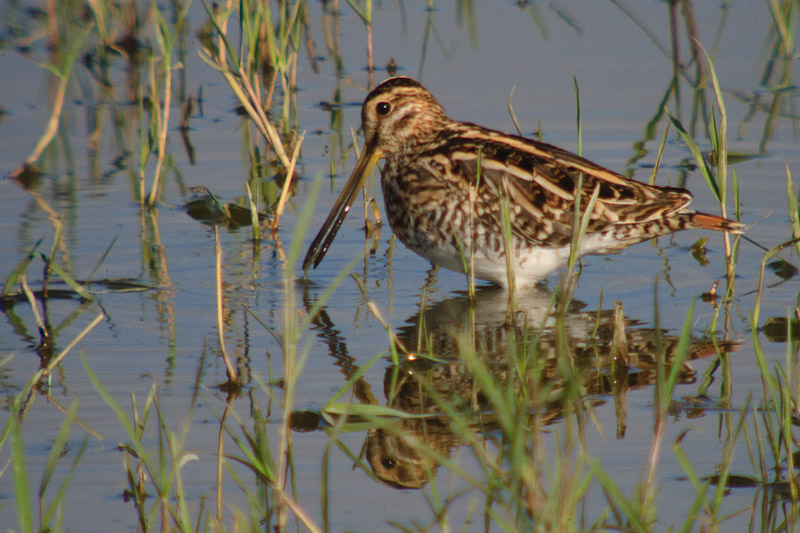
[0,2,798,530]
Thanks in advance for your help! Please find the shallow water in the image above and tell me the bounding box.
[0,1,799,531]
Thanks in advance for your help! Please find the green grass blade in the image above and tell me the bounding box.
[588,457,648,531]
[323,402,428,420]
[672,430,710,532]
[82,354,151,470]
[40,397,80,501]
[665,109,720,202]
[698,43,728,209]
[87,231,121,281]
[43,430,89,528]
[10,410,32,533]
[323,351,385,408]
[44,255,94,301]
[663,299,695,401]
[1,239,41,297]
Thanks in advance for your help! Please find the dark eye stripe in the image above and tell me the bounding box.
[392,111,415,132]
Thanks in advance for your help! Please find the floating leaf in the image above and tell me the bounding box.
[289,410,324,432]
[708,150,765,166]
[185,195,227,224]
[85,278,156,293]
[185,188,269,228]
[703,473,760,488]
[768,258,798,280]
[690,237,710,267]
[762,316,800,343]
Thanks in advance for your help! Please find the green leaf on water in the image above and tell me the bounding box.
[690,237,709,267]
[767,258,797,280]
[323,403,429,419]
[762,316,800,343]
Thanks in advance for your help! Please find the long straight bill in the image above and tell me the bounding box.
[302,145,383,275]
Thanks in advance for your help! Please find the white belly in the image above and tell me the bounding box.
[408,232,619,288]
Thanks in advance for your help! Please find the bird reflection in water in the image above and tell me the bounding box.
[298,284,735,490]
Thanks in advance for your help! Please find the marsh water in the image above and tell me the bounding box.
[1,2,799,531]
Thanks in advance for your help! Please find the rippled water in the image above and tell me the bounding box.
[1,2,798,530]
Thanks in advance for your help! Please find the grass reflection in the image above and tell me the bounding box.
[0,1,799,531]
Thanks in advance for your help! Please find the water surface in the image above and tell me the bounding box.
[0,2,798,530]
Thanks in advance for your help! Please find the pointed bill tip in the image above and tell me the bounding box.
[302,145,383,275]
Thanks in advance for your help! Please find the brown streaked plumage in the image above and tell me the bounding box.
[303,77,742,287]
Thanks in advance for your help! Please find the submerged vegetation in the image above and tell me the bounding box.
[0,0,799,531]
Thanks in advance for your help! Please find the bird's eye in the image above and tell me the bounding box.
[376,102,391,116]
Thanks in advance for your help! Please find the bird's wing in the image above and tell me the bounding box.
[433,128,693,246]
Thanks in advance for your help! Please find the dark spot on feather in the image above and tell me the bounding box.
[557,176,574,193]
[618,188,635,200]
[598,183,616,199]
[489,145,512,165]
[451,158,466,177]
[518,157,534,173]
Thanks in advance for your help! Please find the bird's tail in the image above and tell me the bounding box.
[600,210,744,252]
[687,211,744,234]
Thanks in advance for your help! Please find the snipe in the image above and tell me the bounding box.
[303,77,742,287]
